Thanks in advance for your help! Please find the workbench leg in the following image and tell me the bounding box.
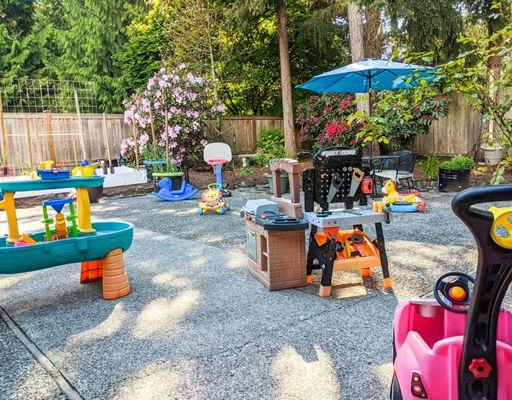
[375,222,392,289]
[352,224,371,277]
[306,225,318,285]
[319,237,337,297]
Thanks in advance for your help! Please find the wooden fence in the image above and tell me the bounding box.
[0,112,127,170]
[0,95,489,172]
[0,114,284,170]
[412,93,483,156]
[206,116,283,154]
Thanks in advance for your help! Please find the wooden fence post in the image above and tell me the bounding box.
[131,121,139,168]
[102,113,113,170]
[43,110,56,162]
[252,118,257,153]
[0,93,9,168]
[24,115,34,168]
[74,89,87,161]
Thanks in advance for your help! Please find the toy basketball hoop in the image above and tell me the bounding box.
[204,143,232,166]
[203,143,232,197]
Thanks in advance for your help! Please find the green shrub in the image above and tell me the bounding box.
[420,155,440,180]
[439,156,475,171]
[236,167,254,177]
[253,128,286,166]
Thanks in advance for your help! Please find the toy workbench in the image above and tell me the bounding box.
[302,148,392,297]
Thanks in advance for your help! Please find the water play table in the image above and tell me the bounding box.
[0,177,133,300]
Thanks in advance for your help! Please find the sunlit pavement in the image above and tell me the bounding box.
[1,189,508,399]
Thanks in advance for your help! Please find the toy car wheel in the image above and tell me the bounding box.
[390,375,404,400]
[218,207,225,215]
[198,207,203,215]
[226,204,231,211]
[416,202,426,212]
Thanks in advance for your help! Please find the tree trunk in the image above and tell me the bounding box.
[347,3,365,62]
[364,9,383,58]
[277,0,296,156]
[347,3,379,155]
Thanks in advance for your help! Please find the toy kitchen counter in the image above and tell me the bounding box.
[242,199,309,291]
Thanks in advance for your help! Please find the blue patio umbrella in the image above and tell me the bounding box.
[296,58,436,94]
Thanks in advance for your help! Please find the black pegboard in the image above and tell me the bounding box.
[303,148,369,212]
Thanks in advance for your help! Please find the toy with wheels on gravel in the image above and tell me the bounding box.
[198,183,230,215]
[374,179,426,213]
[390,185,512,400]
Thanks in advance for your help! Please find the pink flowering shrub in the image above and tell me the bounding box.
[121,64,224,168]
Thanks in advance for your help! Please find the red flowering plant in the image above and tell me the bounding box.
[295,94,362,149]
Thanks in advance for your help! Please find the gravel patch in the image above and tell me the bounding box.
[0,188,510,399]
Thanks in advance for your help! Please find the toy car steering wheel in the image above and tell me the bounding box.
[434,272,475,314]
[208,183,223,189]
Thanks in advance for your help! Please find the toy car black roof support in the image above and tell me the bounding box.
[303,148,369,212]
[452,185,512,400]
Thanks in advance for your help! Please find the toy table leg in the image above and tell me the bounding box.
[102,249,131,300]
[77,187,96,234]
[80,260,103,283]
[306,225,318,285]
[0,192,20,242]
[375,222,392,289]
[319,235,338,297]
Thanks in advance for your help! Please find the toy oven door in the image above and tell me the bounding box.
[246,228,258,262]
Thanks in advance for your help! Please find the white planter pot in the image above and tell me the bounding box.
[482,145,503,166]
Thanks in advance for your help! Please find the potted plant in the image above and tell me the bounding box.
[419,155,440,189]
[438,156,475,192]
[0,152,8,176]
[254,128,289,193]
[481,142,503,166]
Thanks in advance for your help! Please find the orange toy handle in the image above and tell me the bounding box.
[361,178,373,194]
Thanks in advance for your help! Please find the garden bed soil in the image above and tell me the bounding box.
[188,165,271,189]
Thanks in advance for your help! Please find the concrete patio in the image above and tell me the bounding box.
[1,189,510,400]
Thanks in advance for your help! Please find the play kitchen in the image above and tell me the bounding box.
[241,199,309,291]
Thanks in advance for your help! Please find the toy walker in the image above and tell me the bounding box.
[391,185,512,400]
[204,142,232,197]
[198,183,230,215]
[375,179,426,213]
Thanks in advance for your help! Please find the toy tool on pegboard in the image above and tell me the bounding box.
[304,148,373,212]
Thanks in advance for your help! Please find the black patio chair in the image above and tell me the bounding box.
[365,150,418,192]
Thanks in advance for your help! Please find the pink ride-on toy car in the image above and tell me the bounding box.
[391,185,512,400]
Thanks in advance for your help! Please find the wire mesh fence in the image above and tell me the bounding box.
[0,79,121,173]
[0,79,99,114]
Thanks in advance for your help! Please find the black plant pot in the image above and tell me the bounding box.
[87,185,104,203]
[438,168,471,192]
